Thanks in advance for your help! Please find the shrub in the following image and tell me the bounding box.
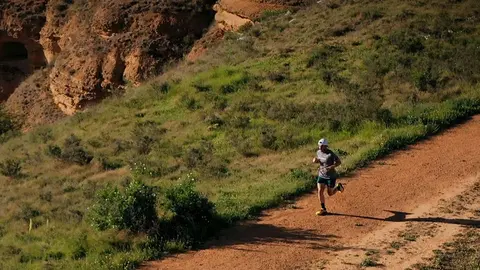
[267,71,288,82]
[99,156,123,171]
[0,158,22,178]
[39,191,53,202]
[192,82,212,92]
[0,106,16,136]
[260,125,277,150]
[411,63,440,91]
[131,121,165,155]
[306,45,344,68]
[148,81,171,97]
[18,205,41,222]
[45,251,64,261]
[213,95,228,110]
[389,30,425,53]
[46,144,62,158]
[228,131,259,157]
[89,180,158,232]
[327,24,354,37]
[182,94,201,110]
[183,140,213,169]
[259,9,285,21]
[29,127,54,143]
[162,177,218,246]
[61,135,93,165]
[228,115,251,129]
[205,159,231,178]
[362,9,384,21]
[204,114,225,127]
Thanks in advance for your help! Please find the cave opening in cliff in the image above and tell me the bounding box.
[0,41,28,62]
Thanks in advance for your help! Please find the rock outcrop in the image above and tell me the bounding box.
[1,0,216,115]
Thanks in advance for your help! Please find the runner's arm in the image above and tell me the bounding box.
[326,154,341,170]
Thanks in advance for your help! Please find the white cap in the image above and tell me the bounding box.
[318,138,328,146]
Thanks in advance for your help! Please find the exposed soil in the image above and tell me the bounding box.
[142,115,480,270]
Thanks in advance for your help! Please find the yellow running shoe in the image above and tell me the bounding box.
[316,209,328,216]
[337,183,345,193]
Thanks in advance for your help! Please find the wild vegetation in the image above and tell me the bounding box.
[413,229,480,270]
[0,0,480,269]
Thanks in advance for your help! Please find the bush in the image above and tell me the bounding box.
[148,81,171,97]
[182,94,201,110]
[61,135,93,165]
[192,82,212,92]
[18,205,41,222]
[99,156,123,171]
[204,114,225,127]
[46,144,62,158]
[131,121,165,155]
[162,177,218,246]
[89,180,158,232]
[0,158,22,178]
[205,159,231,178]
[0,106,16,136]
[228,131,259,157]
[362,8,384,21]
[411,60,440,91]
[29,127,54,143]
[260,125,278,150]
[228,115,251,129]
[183,140,213,169]
[389,30,425,53]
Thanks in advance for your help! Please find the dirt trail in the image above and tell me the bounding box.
[142,116,480,270]
[323,175,480,269]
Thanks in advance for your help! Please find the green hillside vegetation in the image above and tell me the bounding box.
[1,0,480,269]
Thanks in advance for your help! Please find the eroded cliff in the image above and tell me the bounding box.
[1,0,215,116]
[0,0,311,125]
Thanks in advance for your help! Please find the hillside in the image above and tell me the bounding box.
[0,0,308,129]
[0,0,479,269]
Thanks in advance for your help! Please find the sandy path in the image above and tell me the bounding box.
[142,116,480,270]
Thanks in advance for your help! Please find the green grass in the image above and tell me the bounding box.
[1,0,480,269]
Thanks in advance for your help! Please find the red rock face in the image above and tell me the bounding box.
[0,0,216,115]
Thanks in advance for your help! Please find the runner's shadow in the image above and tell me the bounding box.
[328,210,480,227]
[201,223,353,252]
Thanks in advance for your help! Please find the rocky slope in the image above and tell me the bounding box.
[0,0,311,124]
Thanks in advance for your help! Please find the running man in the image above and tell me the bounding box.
[312,138,344,215]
